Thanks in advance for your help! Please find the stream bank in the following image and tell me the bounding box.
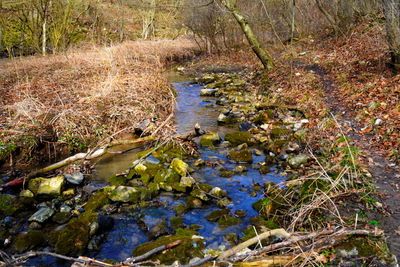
[0,68,396,266]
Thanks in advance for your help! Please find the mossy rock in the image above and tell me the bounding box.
[170,158,188,176]
[109,186,140,203]
[175,203,188,216]
[186,196,203,209]
[170,217,185,230]
[28,176,65,196]
[107,175,128,186]
[199,132,221,147]
[218,215,240,229]
[52,212,71,224]
[228,149,253,163]
[13,230,46,253]
[132,228,205,265]
[190,189,209,201]
[155,168,180,184]
[84,191,110,212]
[157,143,189,160]
[0,194,18,216]
[50,218,90,256]
[270,128,292,140]
[250,216,279,230]
[259,165,270,175]
[224,131,255,146]
[220,170,234,178]
[206,209,229,222]
[198,183,213,192]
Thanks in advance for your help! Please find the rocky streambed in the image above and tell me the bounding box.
[0,71,392,266]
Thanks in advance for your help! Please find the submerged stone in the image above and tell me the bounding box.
[199,132,221,147]
[220,170,234,178]
[217,197,233,208]
[29,207,55,223]
[186,196,203,208]
[228,149,253,163]
[190,189,209,201]
[206,209,229,222]
[233,165,248,173]
[149,221,168,239]
[170,158,188,176]
[209,187,227,198]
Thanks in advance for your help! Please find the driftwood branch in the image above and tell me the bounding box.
[218,228,291,260]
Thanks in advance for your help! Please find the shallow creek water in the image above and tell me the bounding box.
[28,73,285,265]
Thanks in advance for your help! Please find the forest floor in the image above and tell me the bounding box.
[0,39,199,173]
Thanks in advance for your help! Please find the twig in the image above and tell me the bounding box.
[180,255,216,267]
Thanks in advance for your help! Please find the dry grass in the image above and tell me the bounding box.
[0,38,199,165]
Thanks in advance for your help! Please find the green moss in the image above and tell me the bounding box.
[155,168,180,184]
[132,228,204,265]
[259,165,270,174]
[224,131,255,146]
[0,194,18,216]
[13,230,46,253]
[199,132,221,147]
[250,216,279,229]
[186,196,203,208]
[224,233,238,246]
[335,237,393,262]
[198,183,213,192]
[228,149,253,163]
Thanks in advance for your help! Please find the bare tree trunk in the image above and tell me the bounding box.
[315,0,340,34]
[42,18,46,55]
[142,0,156,40]
[219,0,275,70]
[382,0,400,69]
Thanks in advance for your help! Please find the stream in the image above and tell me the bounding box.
[26,73,285,265]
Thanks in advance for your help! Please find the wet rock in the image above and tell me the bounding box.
[134,163,147,174]
[60,204,72,213]
[20,190,34,198]
[239,122,255,132]
[235,210,247,218]
[170,158,188,176]
[64,172,84,185]
[62,189,75,198]
[259,165,270,175]
[284,142,300,153]
[132,228,205,265]
[218,113,229,123]
[149,221,168,239]
[145,156,161,165]
[0,194,18,216]
[210,187,227,198]
[198,74,216,84]
[253,149,263,156]
[206,209,229,222]
[218,215,240,229]
[29,207,55,223]
[234,165,248,173]
[225,131,255,146]
[270,127,292,140]
[190,189,209,201]
[200,88,218,96]
[217,197,233,208]
[12,230,45,253]
[186,197,203,209]
[109,186,140,203]
[228,149,253,163]
[193,159,205,167]
[29,222,42,230]
[287,154,311,168]
[199,132,221,147]
[179,176,195,188]
[237,143,248,150]
[29,176,65,196]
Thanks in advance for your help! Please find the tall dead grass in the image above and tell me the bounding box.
[0,38,199,165]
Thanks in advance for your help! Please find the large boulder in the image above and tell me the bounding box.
[28,176,65,196]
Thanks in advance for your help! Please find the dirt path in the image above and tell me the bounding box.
[295,61,400,259]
